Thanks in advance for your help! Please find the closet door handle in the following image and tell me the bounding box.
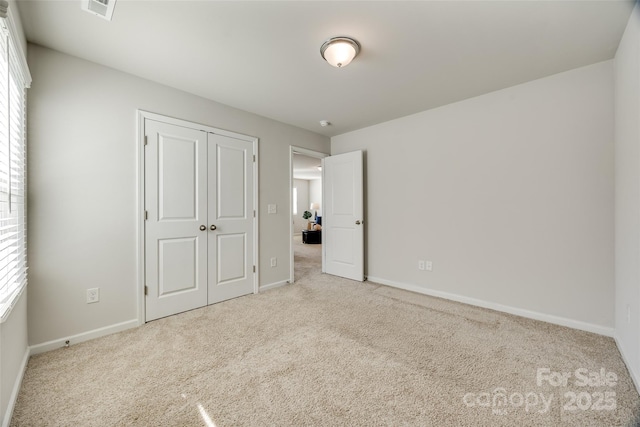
[199,225,206,231]
[210,225,217,231]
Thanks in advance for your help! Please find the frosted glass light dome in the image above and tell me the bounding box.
[320,37,361,68]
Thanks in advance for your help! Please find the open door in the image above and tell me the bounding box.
[323,151,364,281]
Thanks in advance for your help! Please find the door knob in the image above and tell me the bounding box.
[199,225,206,231]
[210,225,217,231]
[355,220,361,225]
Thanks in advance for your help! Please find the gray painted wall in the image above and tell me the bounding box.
[332,60,614,332]
[614,5,640,388]
[26,44,330,346]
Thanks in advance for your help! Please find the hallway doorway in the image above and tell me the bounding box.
[289,147,328,283]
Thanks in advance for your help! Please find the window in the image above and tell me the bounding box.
[0,10,30,321]
[293,188,298,215]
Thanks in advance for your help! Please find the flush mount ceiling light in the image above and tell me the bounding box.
[320,37,360,68]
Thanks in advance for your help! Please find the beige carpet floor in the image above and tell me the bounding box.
[11,237,640,426]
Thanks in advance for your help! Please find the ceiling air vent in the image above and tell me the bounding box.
[81,0,116,21]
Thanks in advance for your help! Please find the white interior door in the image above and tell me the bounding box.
[208,134,254,304]
[323,150,364,281]
[145,120,208,321]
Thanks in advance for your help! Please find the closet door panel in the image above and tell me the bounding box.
[145,120,208,321]
[208,134,254,304]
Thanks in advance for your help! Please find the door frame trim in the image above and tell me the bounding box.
[289,146,329,284]
[137,110,259,325]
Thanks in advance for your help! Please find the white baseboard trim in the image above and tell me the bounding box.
[29,319,139,355]
[260,280,289,292]
[614,334,640,395]
[367,276,614,337]
[2,346,29,427]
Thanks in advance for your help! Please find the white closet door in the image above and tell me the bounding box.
[145,120,208,321]
[208,133,255,304]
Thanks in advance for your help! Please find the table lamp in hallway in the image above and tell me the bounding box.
[310,202,320,221]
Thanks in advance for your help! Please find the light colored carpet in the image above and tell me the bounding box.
[11,237,640,426]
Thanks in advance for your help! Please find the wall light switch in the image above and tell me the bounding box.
[268,204,277,214]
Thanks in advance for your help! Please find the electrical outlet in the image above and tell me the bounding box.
[87,288,99,304]
[425,261,433,271]
[418,260,425,271]
[270,257,277,267]
[268,204,277,214]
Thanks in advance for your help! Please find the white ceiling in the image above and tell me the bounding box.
[17,0,635,137]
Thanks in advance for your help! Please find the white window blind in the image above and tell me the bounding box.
[0,18,28,321]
